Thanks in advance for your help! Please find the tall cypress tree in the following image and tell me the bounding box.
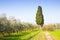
[36,6,44,27]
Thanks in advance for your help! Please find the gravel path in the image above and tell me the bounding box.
[30,31,55,40]
[44,31,55,40]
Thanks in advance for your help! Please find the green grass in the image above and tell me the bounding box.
[0,30,40,40]
[30,32,40,40]
[50,29,60,40]
[31,31,48,40]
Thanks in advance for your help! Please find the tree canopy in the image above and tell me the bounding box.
[36,6,44,27]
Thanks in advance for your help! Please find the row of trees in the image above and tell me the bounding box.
[0,15,38,34]
[42,24,60,31]
[42,24,55,31]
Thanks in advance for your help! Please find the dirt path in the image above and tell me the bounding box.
[30,31,55,40]
[30,31,46,40]
[44,31,55,40]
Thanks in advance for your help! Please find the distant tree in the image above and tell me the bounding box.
[36,6,44,27]
[0,15,7,33]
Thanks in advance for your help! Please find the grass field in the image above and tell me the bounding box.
[0,30,40,40]
[50,29,60,40]
[30,31,45,40]
[1,29,60,40]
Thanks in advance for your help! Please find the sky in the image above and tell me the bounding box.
[0,0,60,24]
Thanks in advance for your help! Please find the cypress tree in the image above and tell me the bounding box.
[36,6,44,27]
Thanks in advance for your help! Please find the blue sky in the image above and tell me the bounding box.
[0,0,60,24]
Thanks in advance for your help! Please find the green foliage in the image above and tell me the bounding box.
[0,14,40,40]
[36,6,44,27]
[0,14,39,37]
